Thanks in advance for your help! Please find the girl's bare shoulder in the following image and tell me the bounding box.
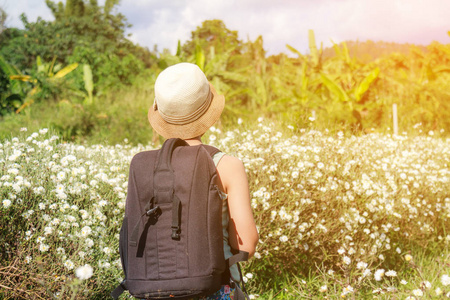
[217,154,245,172]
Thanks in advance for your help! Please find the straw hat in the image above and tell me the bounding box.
[148,63,225,139]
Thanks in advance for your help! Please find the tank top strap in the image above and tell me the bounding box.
[212,151,226,167]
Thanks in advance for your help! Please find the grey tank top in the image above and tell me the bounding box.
[212,152,241,282]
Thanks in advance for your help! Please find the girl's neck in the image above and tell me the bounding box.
[184,137,202,146]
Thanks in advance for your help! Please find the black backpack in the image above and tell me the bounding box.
[112,138,249,299]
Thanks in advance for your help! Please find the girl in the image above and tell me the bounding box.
[148,62,259,299]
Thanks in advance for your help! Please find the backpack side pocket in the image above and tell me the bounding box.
[119,216,128,279]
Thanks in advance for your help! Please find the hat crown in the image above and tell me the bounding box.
[155,63,209,118]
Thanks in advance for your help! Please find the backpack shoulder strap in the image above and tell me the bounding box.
[201,144,221,164]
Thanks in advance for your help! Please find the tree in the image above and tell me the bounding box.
[0,0,154,91]
[0,7,6,35]
[182,20,242,58]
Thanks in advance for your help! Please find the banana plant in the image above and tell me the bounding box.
[190,41,249,117]
[320,67,380,129]
[0,55,27,115]
[285,43,322,107]
[12,56,78,113]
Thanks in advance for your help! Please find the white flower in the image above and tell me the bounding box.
[441,274,450,286]
[342,285,354,295]
[279,235,288,242]
[57,171,66,181]
[64,260,74,270]
[405,254,413,261]
[412,289,423,297]
[81,226,92,237]
[56,192,67,200]
[55,184,65,193]
[8,168,19,175]
[343,256,351,265]
[39,243,49,252]
[319,285,327,292]
[44,226,53,235]
[2,199,11,208]
[356,261,368,270]
[400,280,408,285]
[421,281,431,289]
[25,256,32,263]
[245,273,253,279]
[85,238,94,248]
[385,270,397,277]
[338,248,345,255]
[435,287,443,296]
[254,252,261,259]
[374,269,385,281]
[362,269,371,277]
[75,264,93,280]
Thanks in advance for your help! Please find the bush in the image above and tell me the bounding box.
[1,124,449,298]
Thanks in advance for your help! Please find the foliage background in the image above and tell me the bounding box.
[1,1,450,144]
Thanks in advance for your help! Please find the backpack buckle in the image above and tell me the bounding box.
[146,206,160,217]
[171,226,181,240]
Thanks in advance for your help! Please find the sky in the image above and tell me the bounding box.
[2,0,450,56]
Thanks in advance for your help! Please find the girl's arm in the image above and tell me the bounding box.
[217,155,259,258]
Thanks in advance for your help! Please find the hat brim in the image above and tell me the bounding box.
[148,83,225,139]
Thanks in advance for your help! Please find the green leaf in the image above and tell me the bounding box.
[286,44,305,60]
[321,74,350,102]
[83,64,94,104]
[308,29,319,66]
[331,40,341,57]
[9,75,34,82]
[195,44,205,71]
[355,67,379,101]
[220,71,247,83]
[0,55,26,95]
[0,55,18,76]
[176,40,182,57]
[5,94,23,107]
[342,42,350,65]
[53,63,78,79]
[36,56,45,73]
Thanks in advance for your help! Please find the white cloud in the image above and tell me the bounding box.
[2,0,54,27]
